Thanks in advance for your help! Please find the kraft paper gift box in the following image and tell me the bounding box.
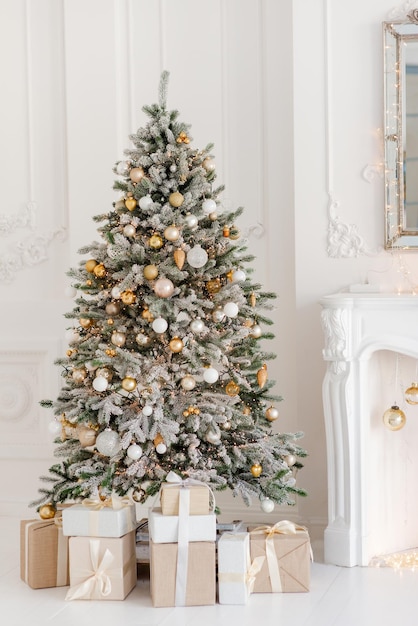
[20,519,69,589]
[65,530,137,600]
[218,531,265,605]
[62,497,136,538]
[149,539,216,607]
[248,521,311,593]
[160,483,210,515]
[148,506,216,543]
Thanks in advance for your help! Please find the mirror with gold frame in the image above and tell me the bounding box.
[384,11,418,249]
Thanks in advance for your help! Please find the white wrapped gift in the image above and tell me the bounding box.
[62,495,136,538]
[218,532,265,605]
[148,506,216,543]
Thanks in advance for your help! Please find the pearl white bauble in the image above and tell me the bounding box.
[48,420,62,437]
[130,167,145,183]
[156,442,167,454]
[111,286,121,299]
[72,368,87,383]
[206,430,221,445]
[232,269,246,282]
[250,324,262,339]
[164,225,180,241]
[260,498,275,513]
[65,286,77,298]
[93,376,109,392]
[202,199,217,214]
[190,318,205,333]
[185,214,198,229]
[224,302,239,318]
[66,329,80,344]
[152,317,168,333]
[116,161,130,176]
[127,444,143,460]
[142,405,153,417]
[203,367,219,384]
[170,164,177,172]
[212,308,225,323]
[285,454,296,467]
[123,224,136,237]
[187,244,208,268]
[96,429,122,456]
[202,157,216,172]
[154,278,175,298]
[139,195,153,210]
[111,331,126,347]
[181,375,196,391]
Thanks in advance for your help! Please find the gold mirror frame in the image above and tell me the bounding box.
[384,10,418,249]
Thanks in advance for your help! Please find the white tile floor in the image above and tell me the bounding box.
[4,516,418,626]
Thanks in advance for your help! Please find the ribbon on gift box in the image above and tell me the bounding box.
[24,515,68,587]
[65,539,114,600]
[80,493,135,536]
[164,470,216,512]
[250,520,311,593]
[218,555,265,595]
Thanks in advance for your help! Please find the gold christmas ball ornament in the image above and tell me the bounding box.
[130,166,145,183]
[79,317,92,329]
[169,337,184,353]
[85,259,98,273]
[206,278,222,294]
[105,302,120,316]
[93,263,106,278]
[257,364,268,388]
[143,264,159,280]
[383,405,406,431]
[225,381,240,397]
[142,307,154,322]
[153,433,164,447]
[164,224,180,242]
[125,197,137,211]
[173,248,186,270]
[108,319,114,325]
[405,382,418,405]
[78,425,97,448]
[242,406,251,416]
[72,368,87,384]
[250,463,263,478]
[149,233,164,249]
[266,406,279,422]
[121,289,136,304]
[121,376,137,392]
[169,191,184,208]
[39,503,56,520]
[111,331,126,347]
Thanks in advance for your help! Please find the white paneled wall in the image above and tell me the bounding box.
[2,0,415,544]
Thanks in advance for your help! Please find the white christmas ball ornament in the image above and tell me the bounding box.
[187,244,208,268]
[48,420,62,437]
[152,317,168,333]
[123,224,136,237]
[206,430,221,445]
[111,286,121,299]
[127,444,143,460]
[203,367,219,384]
[65,286,77,298]
[66,329,80,344]
[154,278,175,298]
[139,195,152,210]
[202,199,217,214]
[116,161,130,176]
[232,269,246,282]
[190,318,205,333]
[185,214,198,229]
[285,454,296,467]
[156,442,167,454]
[181,375,196,391]
[142,405,153,417]
[260,498,275,513]
[96,429,121,456]
[93,376,109,392]
[224,302,239,318]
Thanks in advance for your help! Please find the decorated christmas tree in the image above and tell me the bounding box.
[33,72,306,519]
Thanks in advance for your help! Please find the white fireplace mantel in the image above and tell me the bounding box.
[320,292,418,567]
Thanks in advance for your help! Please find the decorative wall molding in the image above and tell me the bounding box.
[388,0,418,20]
[0,202,36,236]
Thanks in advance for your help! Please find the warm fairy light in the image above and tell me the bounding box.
[370,549,418,570]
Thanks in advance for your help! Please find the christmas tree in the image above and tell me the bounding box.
[33,72,306,518]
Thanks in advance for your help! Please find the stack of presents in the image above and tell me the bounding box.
[20,475,311,605]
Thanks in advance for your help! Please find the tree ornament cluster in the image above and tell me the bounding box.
[33,71,306,516]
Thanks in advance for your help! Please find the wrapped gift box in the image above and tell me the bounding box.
[66,530,137,600]
[62,501,136,538]
[149,539,216,607]
[149,507,216,543]
[218,532,255,605]
[248,522,311,593]
[160,484,210,515]
[20,519,69,589]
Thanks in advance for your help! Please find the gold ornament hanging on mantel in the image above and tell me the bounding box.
[405,382,418,405]
[383,405,406,431]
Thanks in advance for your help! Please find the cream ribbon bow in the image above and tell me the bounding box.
[218,554,266,594]
[251,520,310,593]
[81,492,134,511]
[164,470,215,511]
[65,539,114,600]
